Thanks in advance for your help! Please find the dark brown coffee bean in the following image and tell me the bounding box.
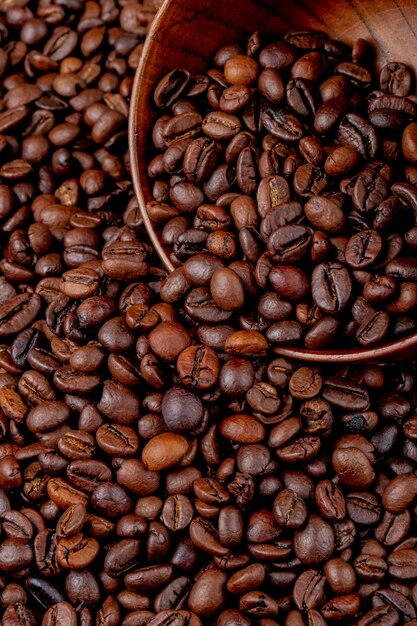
[273,489,307,529]
[338,113,378,158]
[321,594,361,620]
[287,78,317,117]
[91,482,132,519]
[345,230,382,268]
[325,558,356,594]
[323,377,370,410]
[260,41,298,69]
[161,495,194,532]
[388,549,417,579]
[312,262,352,314]
[261,104,304,142]
[161,386,203,434]
[294,514,335,564]
[1,510,33,543]
[27,401,70,434]
[42,602,77,626]
[293,569,326,610]
[305,195,346,233]
[325,146,360,177]
[269,266,309,301]
[402,123,417,164]
[356,311,390,347]
[289,368,322,399]
[202,111,241,141]
[346,492,381,525]
[60,268,99,299]
[188,568,227,617]
[57,430,96,460]
[141,433,189,472]
[314,96,350,135]
[380,62,412,96]
[357,605,400,626]
[97,380,140,425]
[0,293,42,338]
[268,225,312,263]
[257,176,291,217]
[56,504,87,539]
[382,473,417,513]
[124,564,174,593]
[224,55,259,86]
[332,446,375,489]
[352,163,391,213]
[96,424,139,458]
[154,69,191,108]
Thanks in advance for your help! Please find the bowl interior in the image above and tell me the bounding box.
[129,0,417,361]
[130,0,417,271]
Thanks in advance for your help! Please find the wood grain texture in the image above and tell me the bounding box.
[129,0,417,362]
[273,331,417,363]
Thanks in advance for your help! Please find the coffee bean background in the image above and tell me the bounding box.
[2,4,417,626]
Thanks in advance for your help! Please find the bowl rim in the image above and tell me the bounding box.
[273,331,417,363]
[128,0,417,362]
[129,0,175,273]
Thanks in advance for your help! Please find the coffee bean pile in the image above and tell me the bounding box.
[149,31,417,350]
[2,5,417,625]
[6,286,417,626]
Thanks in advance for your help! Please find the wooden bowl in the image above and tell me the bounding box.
[129,0,417,363]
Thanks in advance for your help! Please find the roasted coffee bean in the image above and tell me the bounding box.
[56,533,99,569]
[324,558,356,594]
[380,62,412,96]
[202,111,241,141]
[142,433,190,471]
[1,510,33,543]
[273,489,307,528]
[161,495,194,532]
[1,16,417,626]
[124,564,174,593]
[261,106,303,142]
[305,195,346,233]
[96,424,139,458]
[338,113,378,158]
[346,230,383,269]
[224,54,259,86]
[388,549,417,579]
[56,504,87,539]
[42,602,77,626]
[0,294,42,338]
[293,569,326,610]
[66,459,112,493]
[188,568,227,617]
[382,473,417,513]
[91,482,132,519]
[149,33,417,349]
[57,429,96,460]
[268,224,312,263]
[294,514,335,563]
[161,386,204,433]
[346,492,381,525]
[176,345,220,390]
[332,446,375,489]
[312,263,352,314]
[321,594,361,620]
[154,69,191,108]
[323,377,370,410]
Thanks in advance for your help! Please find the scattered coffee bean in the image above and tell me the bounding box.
[1,12,417,626]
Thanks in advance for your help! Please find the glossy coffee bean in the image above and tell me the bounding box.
[1,17,417,626]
